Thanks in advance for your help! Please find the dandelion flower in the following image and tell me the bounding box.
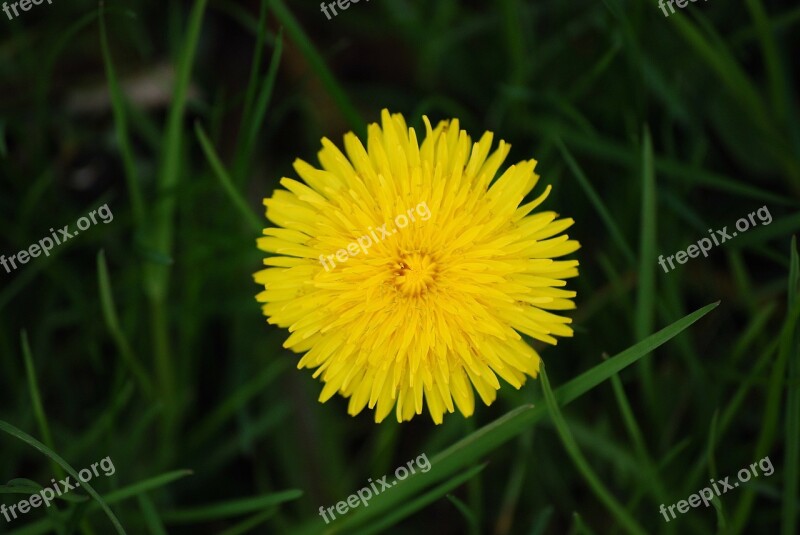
[255,110,580,424]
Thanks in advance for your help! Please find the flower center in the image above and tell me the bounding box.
[393,252,438,296]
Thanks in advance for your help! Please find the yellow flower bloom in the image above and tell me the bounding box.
[255,110,580,424]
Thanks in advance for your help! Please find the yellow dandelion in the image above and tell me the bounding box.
[255,109,580,424]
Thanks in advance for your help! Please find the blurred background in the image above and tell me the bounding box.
[0,0,798,533]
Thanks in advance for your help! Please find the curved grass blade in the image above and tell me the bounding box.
[104,470,194,505]
[0,420,126,534]
[267,0,364,135]
[217,509,278,535]
[529,505,554,535]
[540,365,647,535]
[231,0,273,183]
[34,6,134,151]
[670,10,772,136]
[146,0,209,300]
[65,382,135,459]
[239,28,283,182]
[144,0,210,450]
[355,465,486,535]
[324,301,719,533]
[744,0,790,120]
[570,511,599,535]
[195,122,262,233]
[555,137,635,264]
[97,250,156,398]
[99,0,145,227]
[447,493,481,535]
[237,0,270,150]
[0,479,87,503]
[544,125,795,206]
[6,471,193,535]
[731,296,800,534]
[3,479,69,535]
[493,432,530,535]
[20,331,62,479]
[162,490,302,524]
[188,358,286,447]
[608,373,667,505]
[137,494,168,535]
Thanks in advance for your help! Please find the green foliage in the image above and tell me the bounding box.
[0,0,798,533]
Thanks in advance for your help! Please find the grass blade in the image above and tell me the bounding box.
[636,126,657,416]
[6,471,194,534]
[325,302,719,533]
[731,293,800,534]
[0,420,126,534]
[0,479,87,503]
[97,250,156,398]
[493,433,530,535]
[744,0,790,120]
[236,0,270,157]
[555,137,636,264]
[670,10,772,136]
[540,365,647,535]
[355,465,487,535]
[104,470,194,505]
[146,0,209,300]
[609,373,667,504]
[241,28,283,180]
[556,301,718,404]
[267,0,365,135]
[188,358,286,447]
[195,121,263,233]
[217,509,278,535]
[162,490,302,523]
[1,479,68,535]
[447,493,481,535]
[145,0,209,439]
[98,0,145,227]
[782,236,799,535]
[543,125,796,206]
[137,494,168,535]
[20,331,62,479]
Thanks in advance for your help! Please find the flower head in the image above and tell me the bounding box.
[255,110,579,424]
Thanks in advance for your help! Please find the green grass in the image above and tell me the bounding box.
[1,0,798,533]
